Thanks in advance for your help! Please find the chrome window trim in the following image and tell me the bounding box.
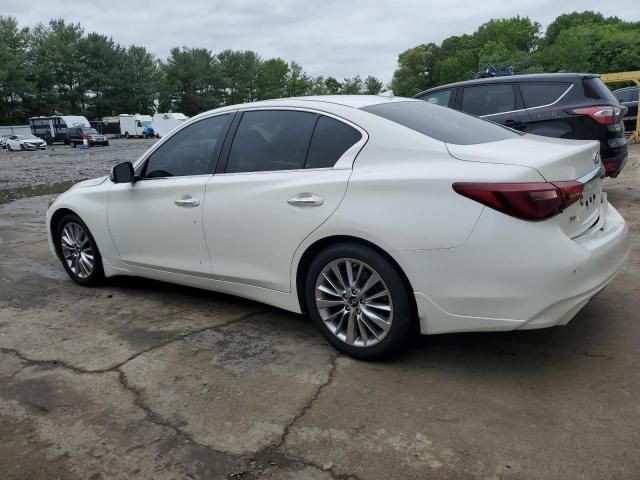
[222,106,369,173]
[480,83,574,118]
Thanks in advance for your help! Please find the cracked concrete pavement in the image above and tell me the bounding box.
[0,145,639,479]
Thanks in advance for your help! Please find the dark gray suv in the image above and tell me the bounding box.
[416,73,628,177]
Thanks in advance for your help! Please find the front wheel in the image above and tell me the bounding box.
[7,144,12,151]
[305,243,414,359]
[55,214,104,286]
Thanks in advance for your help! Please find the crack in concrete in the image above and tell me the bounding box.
[0,308,271,375]
[1,310,360,479]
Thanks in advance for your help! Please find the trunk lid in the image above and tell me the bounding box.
[446,134,601,181]
[447,135,604,238]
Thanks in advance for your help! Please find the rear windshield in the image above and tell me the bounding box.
[361,101,522,145]
[583,77,618,103]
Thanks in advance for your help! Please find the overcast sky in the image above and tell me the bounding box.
[4,0,639,82]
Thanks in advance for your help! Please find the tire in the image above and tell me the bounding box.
[55,214,104,286]
[7,144,12,151]
[304,243,414,360]
[105,141,109,146]
[124,132,130,139]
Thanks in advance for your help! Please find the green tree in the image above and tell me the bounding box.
[364,76,384,95]
[284,61,313,97]
[341,75,364,94]
[159,47,222,115]
[391,43,439,96]
[0,16,31,123]
[257,57,288,100]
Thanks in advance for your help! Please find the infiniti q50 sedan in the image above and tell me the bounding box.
[46,95,630,359]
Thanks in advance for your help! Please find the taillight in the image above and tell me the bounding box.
[452,181,584,221]
[571,106,620,124]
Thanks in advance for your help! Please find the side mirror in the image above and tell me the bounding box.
[110,161,135,183]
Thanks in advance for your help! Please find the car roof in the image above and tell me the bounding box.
[415,73,597,97]
[204,95,420,116]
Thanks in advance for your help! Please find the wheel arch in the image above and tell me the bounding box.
[295,235,418,320]
[49,207,79,259]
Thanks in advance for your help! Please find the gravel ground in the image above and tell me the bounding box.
[0,138,157,200]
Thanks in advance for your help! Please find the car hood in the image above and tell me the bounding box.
[70,176,109,190]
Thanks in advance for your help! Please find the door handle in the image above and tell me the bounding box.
[174,195,200,207]
[287,193,324,207]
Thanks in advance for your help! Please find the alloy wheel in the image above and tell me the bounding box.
[60,222,95,279]
[314,258,393,347]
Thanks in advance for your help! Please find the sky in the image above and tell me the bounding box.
[3,0,640,82]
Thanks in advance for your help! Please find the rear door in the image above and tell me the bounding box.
[519,82,575,137]
[458,82,531,131]
[203,109,365,292]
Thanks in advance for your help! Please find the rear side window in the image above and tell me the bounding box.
[361,101,521,145]
[305,116,362,169]
[461,84,516,116]
[583,77,618,103]
[520,83,571,108]
[419,89,452,107]
[227,110,317,173]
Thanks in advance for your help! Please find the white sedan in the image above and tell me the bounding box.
[6,134,47,151]
[46,96,629,359]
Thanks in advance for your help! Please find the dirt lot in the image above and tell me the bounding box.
[0,138,158,202]
[0,142,638,480]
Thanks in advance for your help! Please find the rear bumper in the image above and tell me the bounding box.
[603,150,628,178]
[400,200,629,334]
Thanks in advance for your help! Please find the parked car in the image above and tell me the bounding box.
[0,136,6,149]
[46,96,629,359]
[415,73,628,177]
[5,134,47,151]
[613,85,639,133]
[67,127,109,147]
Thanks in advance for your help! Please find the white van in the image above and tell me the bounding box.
[119,114,153,138]
[152,112,188,138]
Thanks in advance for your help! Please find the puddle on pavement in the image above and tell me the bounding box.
[0,180,82,205]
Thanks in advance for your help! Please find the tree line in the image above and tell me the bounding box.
[0,16,385,124]
[1,11,639,125]
[392,11,640,96]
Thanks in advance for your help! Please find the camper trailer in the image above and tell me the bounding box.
[152,112,188,138]
[119,114,153,138]
[29,115,91,144]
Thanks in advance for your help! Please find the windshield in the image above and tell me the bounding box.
[84,128,99,134]
[361,101,522,145]
[142,121,151,126]
[19,135,39,140]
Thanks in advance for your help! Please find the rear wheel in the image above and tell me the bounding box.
[305,243,414,359]
[124,132,130,139]
[55,214,104,286]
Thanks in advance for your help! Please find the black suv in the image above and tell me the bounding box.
[67,127,109,147]
[415,73,627,177]
[613,85,639,133]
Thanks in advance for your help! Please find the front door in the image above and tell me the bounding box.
[107,113,234,275]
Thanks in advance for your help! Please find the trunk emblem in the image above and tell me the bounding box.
[593,152,601,165]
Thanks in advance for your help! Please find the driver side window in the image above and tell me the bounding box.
[143,114,233,178]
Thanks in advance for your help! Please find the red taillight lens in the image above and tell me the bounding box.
[453,181,584,221]
[571,106,620,124]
